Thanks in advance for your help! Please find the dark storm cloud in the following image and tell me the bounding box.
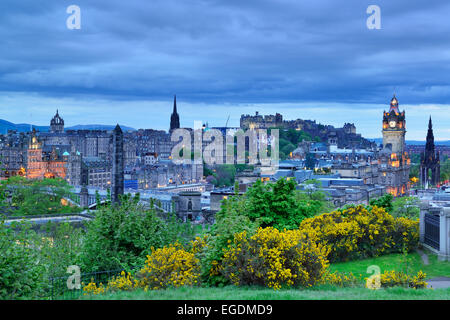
[1,0,450,105]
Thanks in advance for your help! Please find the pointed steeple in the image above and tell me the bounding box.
[173,95,177,114]
[389,94,399,113]
[114,123,123,134]
[428,116,432,130]
[170,95,180,131]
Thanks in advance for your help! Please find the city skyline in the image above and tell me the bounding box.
[1,95,449,141]
[1,1,450,140]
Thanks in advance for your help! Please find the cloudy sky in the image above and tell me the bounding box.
[0,0,449,140]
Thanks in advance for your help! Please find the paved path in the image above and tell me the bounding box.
[427,277,450,289]
[416,249,430,265]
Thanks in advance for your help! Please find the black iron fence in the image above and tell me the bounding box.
[48,268,134,300]
[424,212,440,250]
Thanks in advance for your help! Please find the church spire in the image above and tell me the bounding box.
[170,95,180,131]
[173,95,177,114]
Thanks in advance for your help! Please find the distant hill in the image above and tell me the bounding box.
[66,124,136,132]
[368,138,450,146]
[0,119,135,134]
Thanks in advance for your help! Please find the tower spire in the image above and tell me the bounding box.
[173,95,177,113]
[170,95,180,131]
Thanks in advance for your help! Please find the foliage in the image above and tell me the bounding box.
[201,195,258,286]
[204,164,235,187]
[137,244,201,290]
[369,193,394,213]
[276,128,314,160]
[296,179,334,215]
[80,194,196,272]
[244,178,318,230]
[320,271,360,287]
[440,157,450,183]
[0,220,46,299]
[391,197,420,219]
[38,222,84,279]
[298,205,419,263]
[83,237,207,295]
[4,177,81,216]
[366,270,427,289]
[221,227,329,290]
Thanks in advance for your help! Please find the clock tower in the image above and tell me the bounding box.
[379,95,410,197]
[382,95,406,154]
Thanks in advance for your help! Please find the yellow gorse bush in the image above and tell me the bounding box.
[299,205,419,262]
[83,238,208,295]
[82,281,105,295]
[222,227,329,290]
[137,243,201,290]
[365,270,427,289]
[320,271,360,287]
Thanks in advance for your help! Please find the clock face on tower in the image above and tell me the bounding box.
[389,121,396,128]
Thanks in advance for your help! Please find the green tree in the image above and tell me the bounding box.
[80,194,195,272]
[4,177,80,216]
[369,193,394,213]
[244,178,317,230]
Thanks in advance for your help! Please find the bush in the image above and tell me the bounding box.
[0,220,46,299]
[201,195,258,287]
[83,238,207,295]
[366,270,427,289]
[80,195,195,272]
[321,271,361,287]
[242,178,319,230]
[221,227,329,290]
[298,205,419,262]
[137,244,201,290]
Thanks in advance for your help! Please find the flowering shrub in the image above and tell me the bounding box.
[83,238,207,295]
[107,271,139,292]
[137,243,201,290]
[365,270,427,289]
[298,205,419,262]
[221,227,329,290]
[82,281,106,295]
[320,271,360,287]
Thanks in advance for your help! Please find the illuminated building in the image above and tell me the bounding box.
[26,130,68,180]
[378,95,410,196]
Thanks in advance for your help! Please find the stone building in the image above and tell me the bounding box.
[26,130,68,179]
[172,191,202,221]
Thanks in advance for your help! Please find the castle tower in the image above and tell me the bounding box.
[420,117,440,187]
[170,95,180,132]
[50,109,65,133]
[379,95,410,197]
[111,124,124,205]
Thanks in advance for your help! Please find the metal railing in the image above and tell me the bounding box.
[48,268,136,300]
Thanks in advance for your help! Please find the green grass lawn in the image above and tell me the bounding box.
[80,249,450,300]
[83,286,450,300]
[329,248,450,280]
